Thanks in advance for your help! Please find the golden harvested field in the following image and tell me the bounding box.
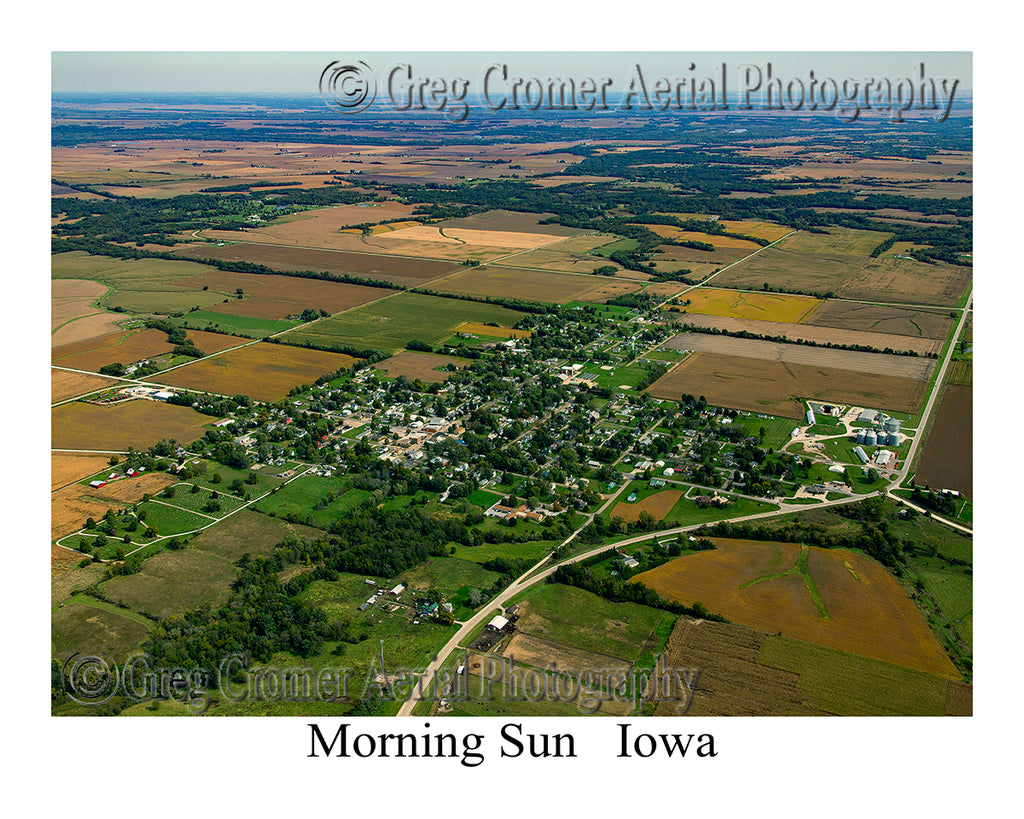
[431,266,642,304]
[662,333,935,380]
[52,369,119,403]
[51,328,176,372]
[174,242,458,288]
[803,300,953,340]
[502,632,632,679]
[636,538,959,678]
[52,279,123,346]
[611,490,683,523]
[52,452,113,491]
[665,311,941,356]
[456,322,531,339]
[155,342,356,401]
[647,352,926,418]
[673,288,822,323]
[340,220,421,234]
[765,156,972,182]
[372,351,470,383]
[52,400,212,452]
[86,472,178,503]
[639,225,761,250]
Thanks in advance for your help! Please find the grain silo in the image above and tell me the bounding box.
[884,417,901,435]
[864,430,877,446]
[856,429,866,445]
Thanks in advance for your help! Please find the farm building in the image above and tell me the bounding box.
[806,409,816,425]
[853,446,869,463]
[857,408,878,423]
[875,450,893,466]
[487,615,509,632]
[828,464,846,475]
[389,584,405,596]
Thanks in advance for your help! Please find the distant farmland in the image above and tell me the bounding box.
[280,292,528,355]
[647,352,927,418]
[634,538,959,679]
[51,328,175,372]
[803,300,954,340]
[672,288,822,323]
[430,266,642,304]
[155,342,357,401]
[916,385,973,497]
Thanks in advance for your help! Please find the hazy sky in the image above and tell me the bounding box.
[52,52,972,94]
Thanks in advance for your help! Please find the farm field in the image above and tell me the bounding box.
[51,277,119,342]
[653,618,968,716]
[639,224,761,250]
[52,452,113,491]
[839,254,972,306]
[440,209,591,236]
[281,292,527,355]
[173,241,458,288]
[634,538,959,678]
[802,300,954,340]
[171,266,398,319]
[371,350,471,383]
[174,310,300,339]
[662,332,935,381]
[51,368,119,403]
[51,328,176,372]
[646,352,927,418]
[52,484,120,540]
[648,246,724,280]
[52,399,212,452]
[499,241,627,274]
[154,342,356,401]
[671,287,822,323]
[915,385,973,497]
[667,311,942,355]
[610,490,684,523]
[182,329,247,354]
[430,266,642,304]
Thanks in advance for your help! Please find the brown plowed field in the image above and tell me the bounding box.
[86,472,177,503]
[52,328,176,372]
[371,351,470,383]
[634,538,959,678]
[155,343,356,401]
[803,300,953,340]
[52,369,119,403]
[646,352,926,418]
[174,242,452,288]
[838,255,971,306]
[663,333,935,381]
[668,312,941,356]
[52,485,118,540]
[916,385,972,497]
[611,490,683,523]
[52,400,212,451]
[185,330,248,354]
[503,632,632,679]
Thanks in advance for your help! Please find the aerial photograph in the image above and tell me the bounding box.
[50,51,974,720]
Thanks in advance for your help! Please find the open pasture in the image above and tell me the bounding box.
[634,538,959,678]
[281,292,527,355]
[155,342,356,401]
[668,311,941,356]
[663,332,935,380]
[371,351,471,383]
[52,399,213,452]
[430,266,641,304]
[51,328,176,372]
[52,598,152,666]
[673,287,821,323]
[174,241,456,288]
[646,352,927,418]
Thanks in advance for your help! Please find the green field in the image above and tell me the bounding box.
[133,501,213,535]
[397,557,502,612]
[450,538,556,566]
[511,583,666,663]
[661,492,777,527]
[52,594,154,665]
[280,292,527,355]
[174,311,301,338]
[252,475,370,528]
